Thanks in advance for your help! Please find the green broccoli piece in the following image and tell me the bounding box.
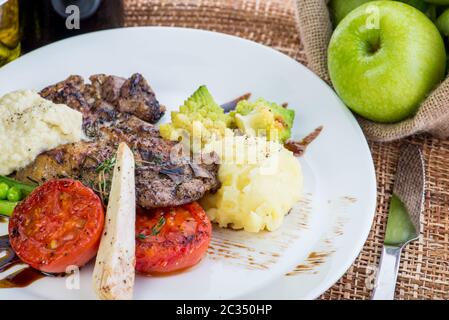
[160,86,232,144]
[231,98,295,143]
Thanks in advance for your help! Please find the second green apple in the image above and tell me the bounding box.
[330,0,431,25]
[328,1,446,123]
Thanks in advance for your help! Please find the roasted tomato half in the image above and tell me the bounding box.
[135,202,212,274]
[9,179,104,273]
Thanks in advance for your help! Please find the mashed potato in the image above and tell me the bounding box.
[0,90,83,175]
[200,135,303,232]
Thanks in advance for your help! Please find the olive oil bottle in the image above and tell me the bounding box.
[0,0,20,66]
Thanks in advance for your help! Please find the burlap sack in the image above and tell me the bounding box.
[295,0,449,142]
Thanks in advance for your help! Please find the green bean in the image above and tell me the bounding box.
[0,182,9,200]
[0,176,36,196]
[7,186,22,202]
[0,200,18,217]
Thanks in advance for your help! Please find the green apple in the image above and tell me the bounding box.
[328,1,446,123]
[398,1,437,21]
[330,0,383,25]
[398,0,429,12]
[426,5,438,21]
[424,0,449,4]
[329,1,431,26]
[422,2,445,22]
[436,8,449,35]
[397,1,441,22]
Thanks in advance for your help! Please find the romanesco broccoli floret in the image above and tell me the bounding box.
[160,86,232,144]
[231,98,295,143]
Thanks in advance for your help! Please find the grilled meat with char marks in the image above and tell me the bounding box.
[15,74,220,208]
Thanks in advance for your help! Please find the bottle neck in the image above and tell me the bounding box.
[19,0,123,53]
[50,0,103,20]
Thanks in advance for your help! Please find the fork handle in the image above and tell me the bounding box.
[371,245,403,300]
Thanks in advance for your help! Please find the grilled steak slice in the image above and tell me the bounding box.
[40,75,91,116]
[85,73,166,124]
[118,73,166,123]
[15,74,219,208]
[41,73,165,124]
[90,74,125,104]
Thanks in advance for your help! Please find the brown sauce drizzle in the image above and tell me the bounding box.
[285,126,323,157]
[221,93,252,113]
[0,235,45,288]
[0,268,45,288]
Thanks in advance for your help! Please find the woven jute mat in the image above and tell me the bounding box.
[123,0,449,300]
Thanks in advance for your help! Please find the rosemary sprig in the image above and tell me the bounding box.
[152,154,163,165]
[96,155,116,203]
[96,156,116,174]
[137,216,166,240]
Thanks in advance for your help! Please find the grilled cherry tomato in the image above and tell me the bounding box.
[9,179,104,273]
[135,202,212,274]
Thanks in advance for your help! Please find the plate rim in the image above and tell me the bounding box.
[0,26,377,300]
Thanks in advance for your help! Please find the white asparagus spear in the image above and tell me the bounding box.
[92,142,136,300]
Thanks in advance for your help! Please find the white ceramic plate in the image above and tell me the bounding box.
[0,27,376,300]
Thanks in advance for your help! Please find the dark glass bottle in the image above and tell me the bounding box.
[0,0,20,66]
[19,0,123,53]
